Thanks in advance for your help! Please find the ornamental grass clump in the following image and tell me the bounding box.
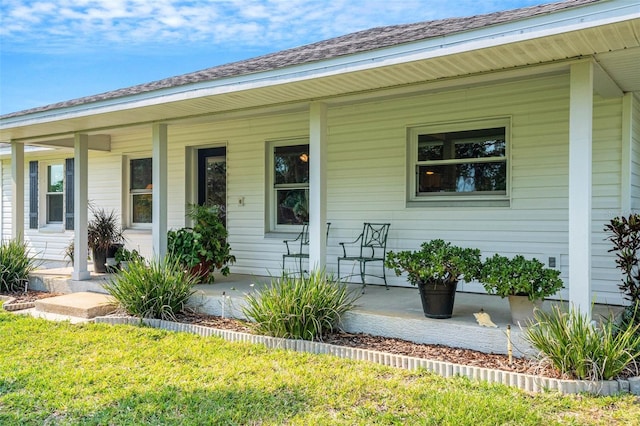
[525,304,640,380]
[0,238,39,292]
[242,270,359,341]
[104,256,198,321]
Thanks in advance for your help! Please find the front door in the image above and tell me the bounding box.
[197,147,226,225]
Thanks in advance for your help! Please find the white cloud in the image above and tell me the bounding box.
[0,0,545,54]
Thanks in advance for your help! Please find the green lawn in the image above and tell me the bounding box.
[1,310,638,425]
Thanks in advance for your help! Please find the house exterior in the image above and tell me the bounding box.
[1,0,639,313]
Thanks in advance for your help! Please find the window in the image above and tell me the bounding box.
[409,119,509,202]
[129,158,152,225]
[30,159,73,230]
[270,142,309,229]
[46,163,64,223]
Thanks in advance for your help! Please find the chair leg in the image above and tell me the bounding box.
[360,261,366,294]
[382,263,389,290]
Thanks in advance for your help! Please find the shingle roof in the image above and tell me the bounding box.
[1,0,600,119]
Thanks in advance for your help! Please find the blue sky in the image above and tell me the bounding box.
[0,0,547,115]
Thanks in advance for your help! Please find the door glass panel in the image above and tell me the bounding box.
[205,156,226,224]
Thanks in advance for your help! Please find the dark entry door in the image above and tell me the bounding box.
[198,147,226,225]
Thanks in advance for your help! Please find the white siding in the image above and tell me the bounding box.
[0,159,5,240]
[324,74,624,304]
[631,93,640,211]
[0,73,629,304]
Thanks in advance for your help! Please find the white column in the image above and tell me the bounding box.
[72,134,90,280]
[620,93,633,214]
[308,102,328,271]
[10,142,24,241]
[152,123,168,259]
[568,61,593,317]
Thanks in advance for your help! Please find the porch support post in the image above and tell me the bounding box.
[620,93,633,214]
[568,61,593,317]
[10,142,24,241]
[308,102,328,271]
[72,134,90,280]
[152,123,168,259]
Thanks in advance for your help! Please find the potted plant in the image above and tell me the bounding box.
[480,254,563,324]
[385,239,482,319]
[87,207,125,273]
[167,204,235,283]
[114,247,143,270]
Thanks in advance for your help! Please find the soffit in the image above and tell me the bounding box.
[2,18,639,143]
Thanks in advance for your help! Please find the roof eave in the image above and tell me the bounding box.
[1,0,637,139]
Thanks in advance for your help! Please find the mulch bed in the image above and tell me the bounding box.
[172,310,560,378]
[1,290,64,304]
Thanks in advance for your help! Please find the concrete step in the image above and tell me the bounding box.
[34,292,117,319]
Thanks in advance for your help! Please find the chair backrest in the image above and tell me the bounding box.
[360,223,390,256]
[300,223,310,247]
[300,222,330,250]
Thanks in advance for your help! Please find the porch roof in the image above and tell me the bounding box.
[1,0,639,143]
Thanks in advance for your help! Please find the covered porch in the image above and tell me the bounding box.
[26,267,622,357]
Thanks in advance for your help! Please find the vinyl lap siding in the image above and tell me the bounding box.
[0,160,7,240]
[326,74,624,304]
[631,93,640,211]
[167,113,310,275]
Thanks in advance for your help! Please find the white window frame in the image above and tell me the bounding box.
[39,161,65,231]
[267,138,309,232]
[407,117,511,204]
[125,155,152,229]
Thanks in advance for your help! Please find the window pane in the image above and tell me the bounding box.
[132,194,152,223]
[205,157,226,223]
[417,140,443,161]
[274,145,309,185]
[455,138,505,159]
[417,162,506,193]
[276,189,308,225]
[47,193,63,223]
[130,158,152,190]
[418,128,505,161]
[47,164,64,193]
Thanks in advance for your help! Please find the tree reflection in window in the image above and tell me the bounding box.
[274,144,309,225]
[417,127,506,195]
[130,158,152,224]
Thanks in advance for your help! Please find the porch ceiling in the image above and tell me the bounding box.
[1,17,639,143]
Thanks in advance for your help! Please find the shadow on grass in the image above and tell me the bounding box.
[3,384,309,425]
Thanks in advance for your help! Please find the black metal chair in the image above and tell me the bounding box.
[337,222,390,292]
[282,222,331,275]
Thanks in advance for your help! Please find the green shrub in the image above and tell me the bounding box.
[167,204,235,283]
[605,214,640,336]
[242,270,359,340]
[385,239,482,286]
[525,304,640,380]
[103,256,198,320]
[0,239,39,292]
[480,254,563,301]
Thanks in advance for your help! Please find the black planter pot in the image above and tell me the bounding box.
[92,249,108,273]
[107,243,123,258]
[417,280,458,319]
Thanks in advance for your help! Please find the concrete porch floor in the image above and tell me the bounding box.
[27,267,623,357]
